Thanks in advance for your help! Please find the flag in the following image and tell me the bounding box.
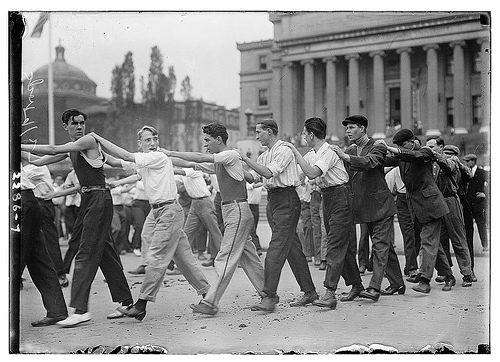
[30,12,49,38]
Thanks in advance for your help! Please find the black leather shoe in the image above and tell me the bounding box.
[380,284,406,295]
[406,274,421,283]
[290,291,318,307]
[339,284,364,302]
[412,282,431,293]
[434,275,446,283]
[359,287,380,301]
[462,275,473,287]
[312,289,337,309]
[31,315,68,327]
[318,261,327,270]
[442,275,456,292]
[471,272,477,282]
[117,305,147,321]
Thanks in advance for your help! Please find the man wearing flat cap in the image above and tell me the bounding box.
[380,129,453,294]
[331,115,404,301]
[426,137,473,288]
[463,153,489,253]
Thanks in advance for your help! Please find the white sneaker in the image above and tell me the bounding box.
[133,249,141,257]
[56,312,91,327]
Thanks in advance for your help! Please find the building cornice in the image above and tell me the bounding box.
[275,14,481,48]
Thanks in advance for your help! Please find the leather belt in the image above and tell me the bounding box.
[221,198,247,205]
[267,186,295,195]
[81,185,109,193]
[320,184,345,193]
[150,199,176,209]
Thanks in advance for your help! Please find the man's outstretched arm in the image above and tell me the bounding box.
[89,132,135,162]
[21,135,96,155]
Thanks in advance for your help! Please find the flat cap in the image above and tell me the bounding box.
[392,128,414,145]
[342,115,368,128]
[463,153,477,161]
[443,145,460,155]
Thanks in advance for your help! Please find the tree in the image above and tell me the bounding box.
[110,65,124,107]
[180,75,193,101]
[144,46,166,107]
[121,51,135,107]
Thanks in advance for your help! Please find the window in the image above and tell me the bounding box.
[446,97,454,127]
[258,89,268,106]
[259,55,267,70]
[472,96,482,125]
[446,55,454,75]
[473,50,482,73]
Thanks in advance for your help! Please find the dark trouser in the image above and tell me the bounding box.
[416,217,452,280]
[112,205,128,253]
[249,203,262,252]
[298,201,313,257]
[357,223,372,269]
[396,193,419,275]
[459,195,475,270]
[263,188,315,298]
[322,186,361,290]
[214,192,224,234]
[310,190,323,261]
[130,200,149,250]
[65,205,80,236]
[466,202,488,250]
[366,216,404,290]
[69,190,132,312]
[21,190,67,318]
[39,199,65,276]
[439,195,472,277]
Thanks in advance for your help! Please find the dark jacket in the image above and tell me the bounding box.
[345,138,396,224]
[385,146,449,224]
[466,167,488,213]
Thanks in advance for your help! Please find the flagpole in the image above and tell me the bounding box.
[47,12,55,146]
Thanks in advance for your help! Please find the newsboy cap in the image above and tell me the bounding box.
[463,153,477,161]
[443,145,460,155]
[392,128,414,145]
[342,115,368,128]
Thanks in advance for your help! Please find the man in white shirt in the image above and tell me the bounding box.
[91,126,210,321]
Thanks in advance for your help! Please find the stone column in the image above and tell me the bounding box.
[271,62,282,133]
[346,53,360,115]
[322,56,338,138]
[397,47,413,130]
[423,44,440,136]
[450,41,467,134]
[282,62,295,139]
[477,38,491,131]
[370,50,386,139]
[301,59,315,118]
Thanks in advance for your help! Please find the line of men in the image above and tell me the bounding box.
[20,108,488,327]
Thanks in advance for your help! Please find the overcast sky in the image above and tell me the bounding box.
[21,11,273,110]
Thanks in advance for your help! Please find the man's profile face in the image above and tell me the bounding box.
[345,123,363,142]
[255,124,271,146]
[64,114,85,141]
[137,130,159,153]
[426,139,442,153]
[203,134,219,154]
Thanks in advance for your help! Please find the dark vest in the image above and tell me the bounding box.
[215,163,247,203]
[70,151,106,187]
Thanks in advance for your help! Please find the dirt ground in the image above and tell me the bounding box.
[16,222,491,354]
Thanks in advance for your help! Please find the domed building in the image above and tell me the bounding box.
[22,44,108,145]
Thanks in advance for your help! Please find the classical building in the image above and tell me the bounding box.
[238,12,490,142]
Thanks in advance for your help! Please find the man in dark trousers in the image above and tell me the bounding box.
[331,115,404,301]
[382,129,454,294]
[21,108,134,327]
[19,160,68,327]
[463,154,489,253]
